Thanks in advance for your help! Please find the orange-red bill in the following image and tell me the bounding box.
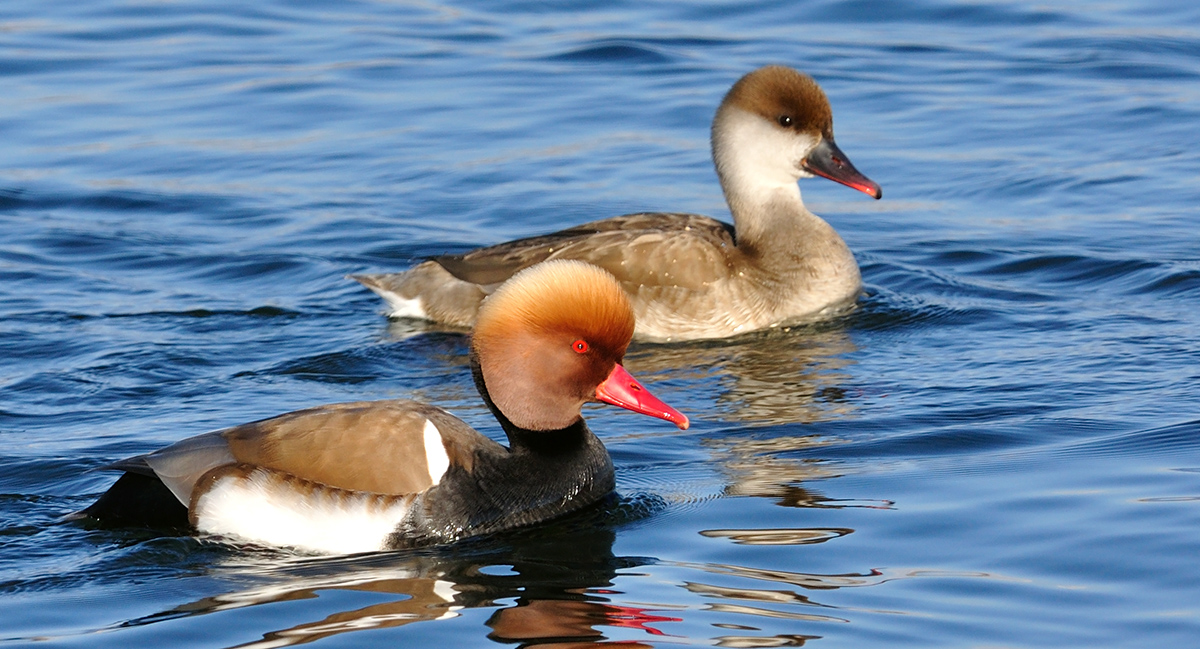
[801,136,882,200]
[595,364,689,430]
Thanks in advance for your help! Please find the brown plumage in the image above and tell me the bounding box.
[353,65,882,341]
[721,65,833,137]
[220,401,477,495]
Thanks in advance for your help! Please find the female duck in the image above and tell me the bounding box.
[354,65,882,341]
[79,261,688,554]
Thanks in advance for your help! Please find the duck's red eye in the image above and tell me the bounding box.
[573,339,589,354]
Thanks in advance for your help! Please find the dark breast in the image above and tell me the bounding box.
[386,422,615,548]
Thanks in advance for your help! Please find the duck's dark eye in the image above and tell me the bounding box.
[777,115,793,127]
[572,339,590,354]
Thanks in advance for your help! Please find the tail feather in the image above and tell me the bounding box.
[74,472,189,529]
[351,263,486,327]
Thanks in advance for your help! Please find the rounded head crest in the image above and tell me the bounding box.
[470,260,636,431]
[720,65,833,137]
[473,260,634,358]
[470,261,687,433]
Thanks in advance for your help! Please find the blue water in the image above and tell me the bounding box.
[3,0,1200,646]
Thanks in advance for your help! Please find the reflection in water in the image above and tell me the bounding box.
[685,562,889,590]
[118,523,674,648]
[685,581,831,609]
[625,327,873,517]
[703,602,847,623]
[486,598,669,648]
[96,509,1001,648]
[712,633,819,648]
[704,433,841,508]
[699,528,854,546]
[681,561,996,599]
[663,558,1006,646]
[624,325,859,426]
[383,317,469,342]
[701,430,893,511]
[680,567,854,630]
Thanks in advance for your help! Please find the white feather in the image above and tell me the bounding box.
[382,291,429,320]
[193,469,411,555]
[423,419,450,485]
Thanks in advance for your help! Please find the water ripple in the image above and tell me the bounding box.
[548,39,676,65]
[4,0,1200,646]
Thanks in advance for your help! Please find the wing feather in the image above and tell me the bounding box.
[434,213,740,291]
[128,400,495,507]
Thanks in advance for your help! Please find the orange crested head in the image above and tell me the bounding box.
[471,260,685,432]
[473,260,634,366]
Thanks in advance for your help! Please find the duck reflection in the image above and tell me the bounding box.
[702,433,892,510]
[485,598,668,648]
[621,323,858,426]
[666,562,882,639]
[712,632,819,647]
[121,516,674,648]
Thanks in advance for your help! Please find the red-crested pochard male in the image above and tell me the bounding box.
[77,260,688,554]
[353,65,882,341]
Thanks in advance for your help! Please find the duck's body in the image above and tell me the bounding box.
[78,261,687,554]
[354,66,881,341]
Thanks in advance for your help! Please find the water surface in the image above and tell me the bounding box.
[3,0,1200,647]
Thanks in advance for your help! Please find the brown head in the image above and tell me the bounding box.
[713,65,881,201]
[723,65,834,139]
[472,260,687,432]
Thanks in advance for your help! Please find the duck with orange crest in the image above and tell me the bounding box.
[76,260,688,554]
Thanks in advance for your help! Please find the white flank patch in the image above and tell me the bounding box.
[193,469,411,555]
[423,419,450,485]
[383,291,429,320]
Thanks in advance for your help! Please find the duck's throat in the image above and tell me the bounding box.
[468,352,589,453]
[731,189,855,276]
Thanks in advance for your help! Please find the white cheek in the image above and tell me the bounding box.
[715,107,817,190]
[193,469,413,555]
